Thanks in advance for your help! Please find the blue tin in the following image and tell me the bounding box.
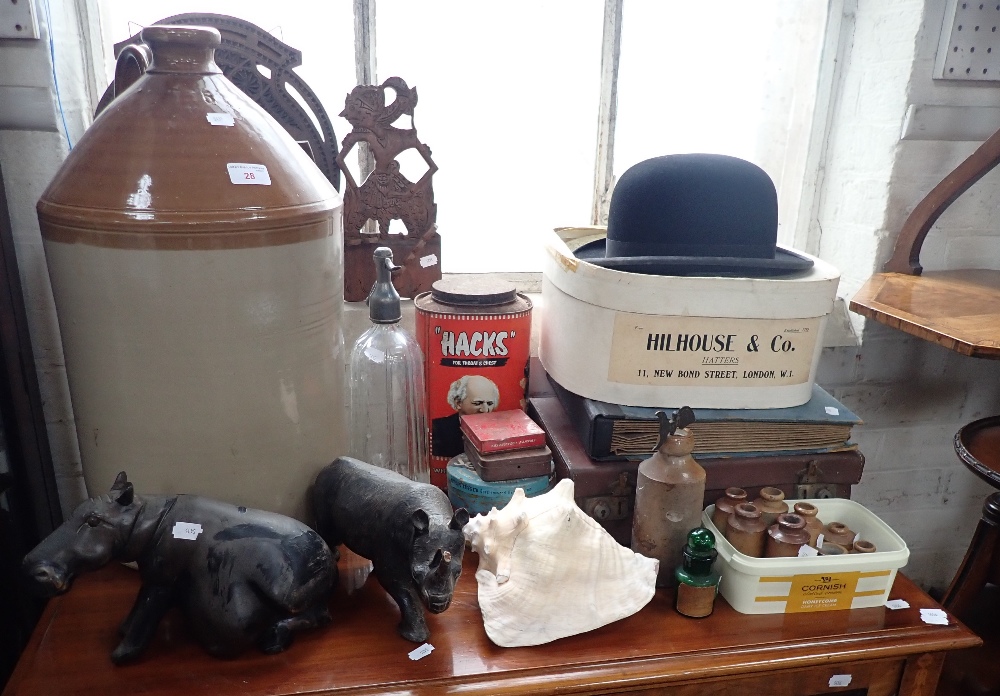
[447,454,551,515]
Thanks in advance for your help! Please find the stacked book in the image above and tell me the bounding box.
[460,410,551,482]
[550,380,861,461]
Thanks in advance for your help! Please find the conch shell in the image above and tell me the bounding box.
[463,479,659,647]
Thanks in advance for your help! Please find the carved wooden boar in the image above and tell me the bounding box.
[312,457,468,642]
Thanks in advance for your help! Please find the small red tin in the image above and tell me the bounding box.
[460,410,546,454]
[415,277,533,489]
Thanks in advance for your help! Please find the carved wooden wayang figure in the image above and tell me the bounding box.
[337,77,441,301]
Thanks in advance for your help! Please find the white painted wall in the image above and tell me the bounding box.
[3,0,1000,592]
[0,0,98,515]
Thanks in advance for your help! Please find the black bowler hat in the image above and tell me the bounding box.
[574,154,814,277]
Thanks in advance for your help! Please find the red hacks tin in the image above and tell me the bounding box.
[415,278,533,489]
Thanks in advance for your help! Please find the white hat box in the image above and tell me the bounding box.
[539,227,841,409]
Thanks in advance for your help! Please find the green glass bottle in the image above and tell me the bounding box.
[674,527,722,618]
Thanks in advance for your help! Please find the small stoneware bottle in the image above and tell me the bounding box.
[793,502,824,547]
[852,539,877,554]
[765,513,810,558]
[818,542,850,556]
[711,488,748,531]
[823,522,856,547]
[725,502,767,558]
[632,407,705,587]
[752,487,788,527]
[675,527,722,618]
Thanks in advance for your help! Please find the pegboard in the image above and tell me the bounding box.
[936,1,1000,81]
[0,0,39,39]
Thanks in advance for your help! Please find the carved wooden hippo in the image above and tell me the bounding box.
[312,457,469,642]
[23,472,335,663]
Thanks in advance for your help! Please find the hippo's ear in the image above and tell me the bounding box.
[411,509,429,537]
[115,483,134,506]
[111,471,128,491]
[450,508,470,530]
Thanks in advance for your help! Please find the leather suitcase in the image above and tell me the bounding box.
[528,395,865,546]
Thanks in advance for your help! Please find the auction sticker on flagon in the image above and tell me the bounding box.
[227,163,272,185]
[607,312,820,387]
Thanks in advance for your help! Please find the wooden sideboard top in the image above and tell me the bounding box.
[4,552,979,696]
[850,270,1000,358]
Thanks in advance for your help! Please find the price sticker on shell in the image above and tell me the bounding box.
[607,313,820,387]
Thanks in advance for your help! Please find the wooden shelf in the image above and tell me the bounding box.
[850,122,1000,354]
[850,270,1000,359]
[2,552,980,696]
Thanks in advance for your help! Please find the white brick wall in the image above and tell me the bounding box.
[814,0,1000,590]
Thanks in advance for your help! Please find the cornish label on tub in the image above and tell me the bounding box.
[608,313,820,387]
[755,570,891,612]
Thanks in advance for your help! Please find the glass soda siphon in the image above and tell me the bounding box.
[348,247,430,483]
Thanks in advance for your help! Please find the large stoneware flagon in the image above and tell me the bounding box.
[36,25,344,519]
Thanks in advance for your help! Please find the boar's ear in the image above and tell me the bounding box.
[450,508,470,530]
[111,471,128,491]
[411,509,430,537]
[115,482,134,506]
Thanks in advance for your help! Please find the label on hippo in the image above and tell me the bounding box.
[608,312,820,388]
[416,303,532,490]
[172,522,203,540]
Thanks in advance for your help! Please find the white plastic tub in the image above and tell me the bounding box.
[703,498,909,614]
[540,227,841,408]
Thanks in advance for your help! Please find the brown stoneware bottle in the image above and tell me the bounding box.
[818,542,850,556]
[35,25,344,519]
[852,539,877,553]
[711,487,747,531]
[793,502,824,547]
[725,503,767,558]
[632,408,705,587]
[765,513,810,558]
[823,522,857,547]
[752,487,789,527]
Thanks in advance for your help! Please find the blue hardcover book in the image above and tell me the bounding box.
[550,378,861,461]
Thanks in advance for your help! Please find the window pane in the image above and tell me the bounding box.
[375,0,605,272]
[615,0,827,247]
